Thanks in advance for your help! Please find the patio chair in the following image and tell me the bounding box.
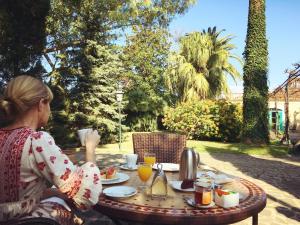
[3,217,60,225]
[132,132,186,163]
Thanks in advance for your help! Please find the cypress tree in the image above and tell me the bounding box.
[243,0,269,143]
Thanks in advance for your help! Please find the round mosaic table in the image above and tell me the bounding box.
[94,170,266,225]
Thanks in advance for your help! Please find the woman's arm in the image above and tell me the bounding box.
[30,131,102,209]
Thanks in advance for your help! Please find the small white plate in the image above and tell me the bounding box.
[103,186,137,198]
[153,163,180,172]
[120,164,138,171]
[170,181,194,192]
[185,197,215,209]
[101,173,130,185]
[197,171,216,179]
[214,175,235,185]
[197,171,234,185]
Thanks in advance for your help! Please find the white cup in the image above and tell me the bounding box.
[125,154,138,168]
[77,128,93,146]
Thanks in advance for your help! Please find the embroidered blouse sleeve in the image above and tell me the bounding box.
[30,131,102,209]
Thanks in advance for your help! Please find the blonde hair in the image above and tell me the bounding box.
[0,75,53,124]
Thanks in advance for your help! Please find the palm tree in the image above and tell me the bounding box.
[165,27,242,103]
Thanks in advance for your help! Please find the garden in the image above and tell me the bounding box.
[0,1,300,225]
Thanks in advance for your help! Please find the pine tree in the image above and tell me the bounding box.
[243,0,269,143]
[69,41,124,143]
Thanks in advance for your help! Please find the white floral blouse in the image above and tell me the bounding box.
[0,127,102,224]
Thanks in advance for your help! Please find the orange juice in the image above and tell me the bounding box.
[144,156,156,165]
[138,165,152,182]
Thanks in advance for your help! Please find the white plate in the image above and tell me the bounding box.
[170,181,194,192]
[185,197,215,209]
[153,163,180,172]
[101,176,120,182]
[214,175,235,185]
[197,171,216,179]
[197,171,234,185]
[120,165,138,171]
[103,186,137,198]
[101,173,130,185]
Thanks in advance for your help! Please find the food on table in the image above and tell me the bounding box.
[100,166,117,179]
[215,189,230,196]
[181,179,194,189]
[214,189,239,208]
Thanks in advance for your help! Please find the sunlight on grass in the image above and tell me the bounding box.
[189,140,289,157]
[95,132,289,157]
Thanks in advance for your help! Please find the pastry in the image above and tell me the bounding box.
[100,166,117,179]
[181,179,194,189]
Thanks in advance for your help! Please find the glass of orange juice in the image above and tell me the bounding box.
[137,162,153,189]
[144,153,156,166]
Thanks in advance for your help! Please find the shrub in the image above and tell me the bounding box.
[163,100,242,142]
[217,100,242,142]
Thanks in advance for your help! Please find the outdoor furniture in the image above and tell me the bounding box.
[3,217,60,225]
[94,170,266,225]
[132,132,186,163]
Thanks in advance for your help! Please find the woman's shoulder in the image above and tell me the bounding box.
[31,130,55,142]
[0,127,34,138]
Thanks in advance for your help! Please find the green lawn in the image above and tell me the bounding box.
[189,140,288,157]
[95,132,289,157]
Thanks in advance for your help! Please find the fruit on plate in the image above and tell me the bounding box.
[100,167,117,179]
[215,189,230,196]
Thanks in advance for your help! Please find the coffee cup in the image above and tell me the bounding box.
[125,154,138,168]
[77,128,93,146]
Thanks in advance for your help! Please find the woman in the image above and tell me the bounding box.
[0,75,102,225]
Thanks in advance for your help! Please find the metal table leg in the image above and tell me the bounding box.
[252,214,258,225]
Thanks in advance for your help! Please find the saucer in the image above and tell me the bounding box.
[169,181,194,192]
[103,186,137,198]
[197,171,235,184]
[101,173,130,185]
[101,176,120,182]
[185,197,215,209]
[120,164,138,170]
[153,163,179,172]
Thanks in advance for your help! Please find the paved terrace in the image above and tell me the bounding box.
[70,148,300,225]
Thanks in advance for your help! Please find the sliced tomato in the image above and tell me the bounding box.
[216,189,230,196]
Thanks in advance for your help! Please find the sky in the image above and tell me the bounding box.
[169,0,300,93]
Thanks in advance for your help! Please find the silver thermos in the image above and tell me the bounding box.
[179,147,200,181]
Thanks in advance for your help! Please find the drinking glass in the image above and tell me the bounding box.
[125,154,138,168]
[194,179,212,206]
[144,152,156,166]
[137,162,152,189]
